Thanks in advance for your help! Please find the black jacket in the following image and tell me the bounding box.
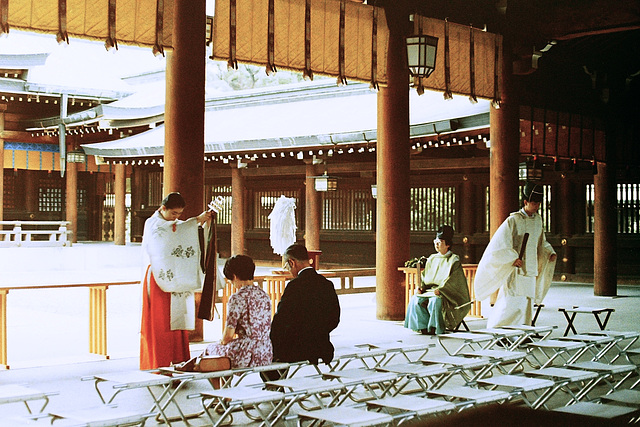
[270,268,340,364]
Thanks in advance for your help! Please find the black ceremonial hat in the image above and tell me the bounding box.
[436,225,454,242]
[522,182,544,203]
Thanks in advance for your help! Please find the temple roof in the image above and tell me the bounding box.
[81,80,490,160]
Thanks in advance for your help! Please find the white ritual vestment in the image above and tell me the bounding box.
[475,209,556,328]
[142,211,203,330]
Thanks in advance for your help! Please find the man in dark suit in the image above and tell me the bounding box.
[270,244,341,365]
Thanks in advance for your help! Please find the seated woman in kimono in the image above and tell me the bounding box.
[203,255,273,369]
[404,225,470,335]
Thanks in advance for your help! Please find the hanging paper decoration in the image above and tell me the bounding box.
[268,195,297,256]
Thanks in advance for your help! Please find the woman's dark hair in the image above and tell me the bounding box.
[223,255,255,281]
[161,192,186,209]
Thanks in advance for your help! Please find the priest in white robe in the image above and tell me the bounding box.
[474,182,557,328]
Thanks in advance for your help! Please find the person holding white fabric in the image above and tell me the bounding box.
[474,182,557,328]
[140,192,212,370]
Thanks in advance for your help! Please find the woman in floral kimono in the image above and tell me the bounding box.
[404,225,470,335]
[204,255,273,368]
[140,192,211,370]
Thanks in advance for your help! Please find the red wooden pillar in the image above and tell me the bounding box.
[0,104,5,221]
[164,0,206,341]
[164,0,206,216]
[376,5,411,320]
[231,166,245,255]
[66,161,78,243]
[489,39,519,237]
[305,163,322,252]
[114,163,126,245]
[594,160,617,296]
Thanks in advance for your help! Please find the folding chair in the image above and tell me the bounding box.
[48,404,157,427]
[437,332,495,356]
[419,354,495,385]
[567,361,638,396]
[82,370,188,425]
[460,349,528,375]
[501,324,557,343]
[580,330,640,363]
[374,362,451,393]
[524,338,587,368]
[475,374,556,409]
[599,389,640,408]
[366,394,457,423]
[264,375,362,410]
[296,406,395,427]
[423,385,512,406]
[0,384,58,415]
[321,368,403,402]
[471,327,527,350]
[557,334,615,363]
[196,385,304,427]
[558,306,615,336]
[357,342,435,366]
[525,366,601,406]
[552,401,639,423]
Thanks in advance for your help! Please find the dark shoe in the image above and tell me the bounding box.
[495,338,511,348]
[420,328,436,335]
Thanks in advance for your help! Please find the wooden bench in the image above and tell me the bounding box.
[0,221,71,247]
[399,264,481,318]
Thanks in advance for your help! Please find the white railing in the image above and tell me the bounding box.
[0,221,72,247]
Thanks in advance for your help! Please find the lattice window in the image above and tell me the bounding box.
[586,183,640,234]
[38,176,63,212]
[210,185,232,225]
[322,189,374,231]
[3,173,17,210]
[148,171,163,208]
[252,190,299,229]
[410,186,456,232]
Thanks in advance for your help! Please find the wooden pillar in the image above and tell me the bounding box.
[594,161,617,296]
[231,166,245,256]
[376,5,411,321]
[164,0,206,341]
[25,170,39,218]
[0,104,5,221]
[66,161,78,243]
[305,163,322,252]
[489,39,520,236]
[114,163,126,245]
[460,176,477,263]
[558,173,575,275]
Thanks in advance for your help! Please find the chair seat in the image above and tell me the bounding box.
[477,374,555,392]
[297,406,394,427]
[552,401,637,420]
[425,385,511,405]
[600,389,640,407]
[50,405,156,427]
[368,395,456,416]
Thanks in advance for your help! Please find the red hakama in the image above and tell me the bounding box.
[140,266,191,370]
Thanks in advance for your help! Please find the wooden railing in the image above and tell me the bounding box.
[399,264,481,318]
[0,280,139,369]
[0,221,72,247]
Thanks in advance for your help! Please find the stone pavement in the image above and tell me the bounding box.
[0,242,639,425]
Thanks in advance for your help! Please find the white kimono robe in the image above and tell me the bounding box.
[142,211,204,330]
[474,208,556,328]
